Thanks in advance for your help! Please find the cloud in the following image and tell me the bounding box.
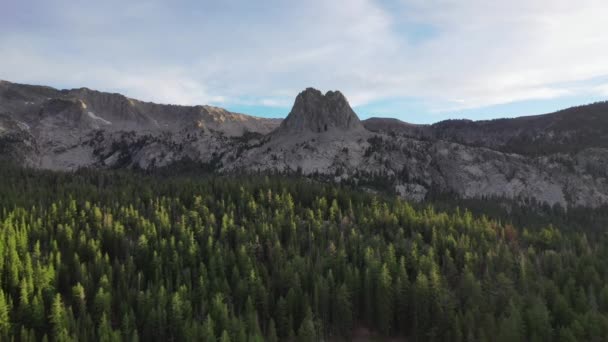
[0,42,223,105]
[594,84,608,97]
[390,0,608,109]
[1,0,607,117]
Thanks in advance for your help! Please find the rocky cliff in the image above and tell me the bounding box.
[2,79,608,208]
[277,88,364,134]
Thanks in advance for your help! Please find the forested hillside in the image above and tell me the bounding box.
[0,166,607,341]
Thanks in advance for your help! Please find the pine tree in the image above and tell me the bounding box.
[497,303,523,342]
[49,294,70,342]
[31,293,45,330]
[333,283,353,335]
[72,283,86,317]
[526,296,553,342]
[275,297,290,338]
[211,293,229,336]
[0,289,10,338]
[376,263,393,335]
[395,266,410,335]
[220,330,231,342]
[413,273,430,341]
[297,309,316,342]
[267,319,278,342]
[557,326,577,342]
[202,314,216,342]
[97,313,115,342]
[599,285,608,313]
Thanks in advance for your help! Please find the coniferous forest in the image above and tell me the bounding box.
[1,166,608,341]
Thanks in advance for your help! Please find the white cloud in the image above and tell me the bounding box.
[1,0,608,115]
[259,98,291,107]
[0,38,223,105]
[390,0,608,110]
[594,84,608,97]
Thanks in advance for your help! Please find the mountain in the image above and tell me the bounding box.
[364,101,608,155]
[363,117,425,136]
[0,80,281,135]
[2,79,608,208]
[0,80,281,169]
[277,88,364,134]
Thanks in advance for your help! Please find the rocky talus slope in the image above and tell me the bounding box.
[1,79,608,207]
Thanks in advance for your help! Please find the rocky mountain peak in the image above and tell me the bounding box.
[277,87,364,134]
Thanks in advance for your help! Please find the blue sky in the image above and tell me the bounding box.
[1,0,608,124]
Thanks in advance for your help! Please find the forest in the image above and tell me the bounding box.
[0,165,607,341]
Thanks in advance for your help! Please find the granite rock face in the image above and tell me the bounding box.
[277,88,364,134]
[2,79,608,208]
[0,80,281,170]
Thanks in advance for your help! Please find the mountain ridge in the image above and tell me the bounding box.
[0,79,282,135]
[364,100,608,155]
[2,79,608,208]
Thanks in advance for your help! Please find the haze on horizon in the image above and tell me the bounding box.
[2,0,608,124]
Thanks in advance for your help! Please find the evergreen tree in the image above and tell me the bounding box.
[267,319,278,342]
[497,303,523,342]
[297,309,316,342]
[376,263,393,335]
[0,289,10,338]
[49,294,70,342]
[220,330,231,342]
[332,283,353,335]
[526,297,553,342]
[202,315,216,342]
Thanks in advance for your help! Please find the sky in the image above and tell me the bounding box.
[1,0,608,124]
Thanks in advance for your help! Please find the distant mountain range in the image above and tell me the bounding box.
[2,79,608,207]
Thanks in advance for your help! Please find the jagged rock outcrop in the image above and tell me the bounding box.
[2,79,608,208]
[277,88,364,134]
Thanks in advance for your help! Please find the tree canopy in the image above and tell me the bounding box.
[0,166,607,341]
